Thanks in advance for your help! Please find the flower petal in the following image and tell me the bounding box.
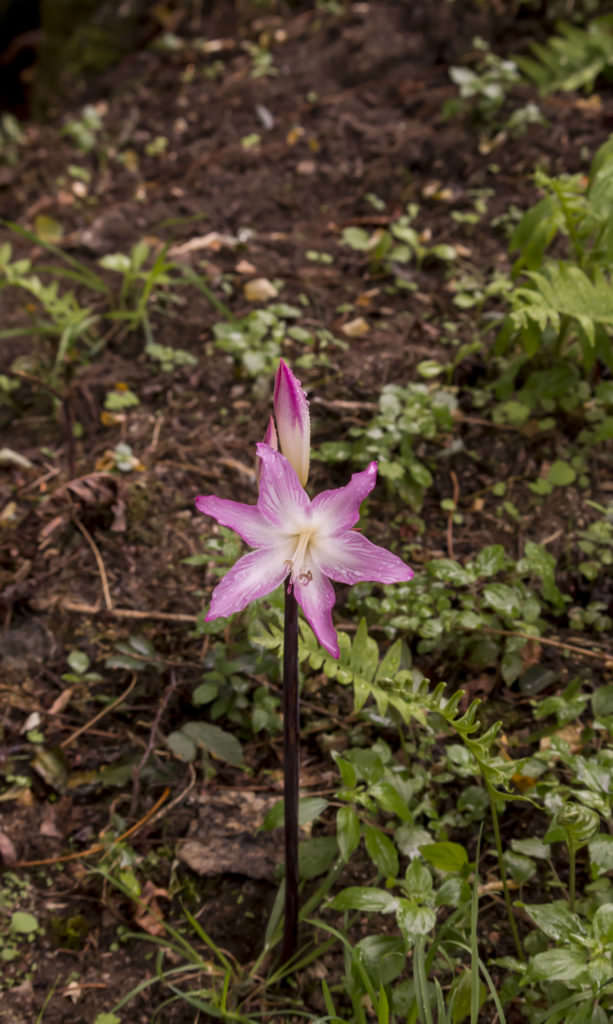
[313,529,414,586]
[255,442,309,530]
[274,360,310,486]
[293,566,339,658]
[207,546,292,620]
[311,462,378,534]
[195,495,275,548]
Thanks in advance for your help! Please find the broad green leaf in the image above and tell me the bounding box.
[355,935,406,987]
[11,912,38,934]
[299,836,337,880]
[395,825,432,858]
[589,834,613,876]
[592,684,613,718]
[337,806,361,862]
[520,900,586,941]
[166,730,197,762]
[482,583,521,618]
[420,841,468,873]
[528,948,587,983]
[67,649,90,674]
[427,558,473,586]
[371,781,413,822]
[261,796,328,831]
[182,722,243,767]
[403,859,433,899]
[473,544,507,577]
[592,903,613,943]
[396,899,436,940]
[364,825,399,877]
[329,887,397,913]
[342,227,374,250]
[547,460,576,486]
[192,682,219,705]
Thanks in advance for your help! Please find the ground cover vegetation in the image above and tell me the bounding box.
[0,0,612,1021]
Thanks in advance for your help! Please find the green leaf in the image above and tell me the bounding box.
[299,836,337,880]
[520,900,586,941]
[182,722,243,767]
[67,649,90,674]
[473,544,507,577]
[337,806,361,862]
[329,887,397,913]
[589,834,613,876]
[371,781,413,822]
[482,583,521,618]
[192,682,219,706]
[592,684,613,718]
[403,859,433,899]
[166,730,197,762]
[364,825,399,877]
[262,796,328,831]
[528,948,587,983]
[10,911,38,935]
[396,900,436,941]
[547,460,576,486]
[94,1015,122,1024]
[342,227,375,251]
[354,935,406,987]
[592,903,613,944]
[420,842,468,873]
[34,214,63,244]
[351,618,379,683]
[427,559,473,586]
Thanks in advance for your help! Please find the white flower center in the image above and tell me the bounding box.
[285,523,318,586]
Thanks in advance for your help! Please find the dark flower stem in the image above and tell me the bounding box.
[281,581,299,964]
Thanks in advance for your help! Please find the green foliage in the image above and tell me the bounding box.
[343,202,458,280]
[516,14,613,95]
[494,140,613,413]
[0,241,100,388]
[445,38,521,123]
[316,381,456,510]
[212,303,302,378]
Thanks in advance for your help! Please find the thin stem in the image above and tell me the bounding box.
[281,582,300,964]
[485,779,524,962]
[568,842,576,913]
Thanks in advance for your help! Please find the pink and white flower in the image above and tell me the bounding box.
[273,360,310,486]
[195,442,413,658]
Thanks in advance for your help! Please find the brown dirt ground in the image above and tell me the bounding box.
[1,2,612,1021]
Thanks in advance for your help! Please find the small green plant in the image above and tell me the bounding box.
[100,239,181,344]
[316,381,457,510]
[443,38,520,124]
[516,13,613,95]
